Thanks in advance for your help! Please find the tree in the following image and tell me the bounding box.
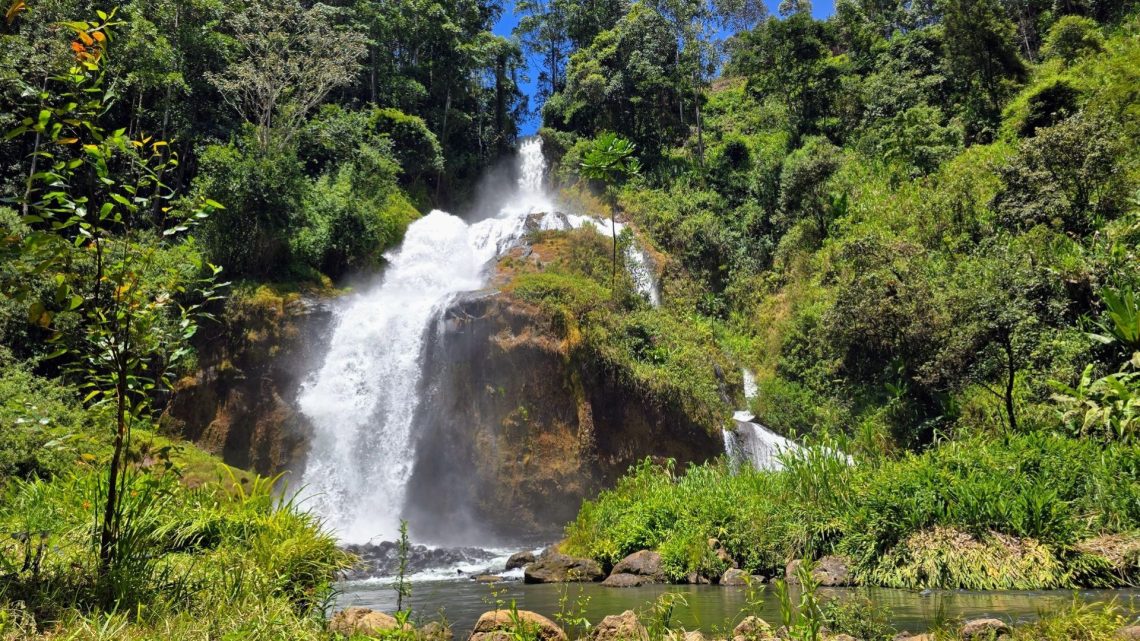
[207,0,366,152]
[994,113,1126,235]
[776,137,842,242]
[545,4,690,159]
[1041,14,1104,65]
[2,12,223,589]
[731,12,839,145]
[580,133,641,283]
[938,0,1026,140]
[514,0,571,101]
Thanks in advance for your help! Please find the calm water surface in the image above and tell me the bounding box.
[339,578,1139,636]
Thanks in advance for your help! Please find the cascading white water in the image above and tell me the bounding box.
[298,139,661,543]
[298,140,554,543]
[723,368,799,472]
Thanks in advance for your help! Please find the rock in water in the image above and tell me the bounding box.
[601,573,645,588]
[720,568,745,586]
[590,610,649,641]
[524,553,604,583]
[422,622,454,641]
[960,618,1011,640]
[610,550,666,581]
[469,610,568,641]
[342,541,498,580]
[506,550,536,571]
[330,607,404,636]
[785,555,853,587]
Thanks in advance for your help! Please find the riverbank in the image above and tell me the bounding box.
[559,435,1140,591]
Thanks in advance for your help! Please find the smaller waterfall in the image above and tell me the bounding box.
[567,217,661,306]
[723,369,799,472]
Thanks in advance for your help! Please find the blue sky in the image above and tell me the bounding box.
[494,1,836,134]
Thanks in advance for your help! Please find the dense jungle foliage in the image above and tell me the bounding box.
[523,0,1140,590]
[1,0,1140,636]
[0,0,521,637]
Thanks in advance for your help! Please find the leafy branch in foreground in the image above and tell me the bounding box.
[1,9,225,598]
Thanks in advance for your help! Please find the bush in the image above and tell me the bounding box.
[294,145,419,278]
[195,137,309,279]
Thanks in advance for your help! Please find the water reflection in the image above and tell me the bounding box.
[339,579,1138,636]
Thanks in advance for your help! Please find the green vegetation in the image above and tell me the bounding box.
[0,0,517,636]
[565,431,1140,588]
[3,0,1140,633]
[506,227,734,432]
[530,0,1140,592]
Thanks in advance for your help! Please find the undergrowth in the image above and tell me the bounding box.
[563,432,1140,589]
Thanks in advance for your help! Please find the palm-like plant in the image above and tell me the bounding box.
[1090,287,1140,352]
[580,133,641,284]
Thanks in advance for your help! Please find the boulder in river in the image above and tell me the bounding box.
[506,550,536,571]
[469,610,568,641]
[589,610,649,641]
[719,568,750,586]
[422,622,454,641]
[330,607,405,636]
[785,555,853,587]
[959,618,1011,640]
[610,550,666,581]
[601,573,646,588]
[524,552,604,583]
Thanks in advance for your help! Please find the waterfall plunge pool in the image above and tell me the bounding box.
[337,578,1138,636]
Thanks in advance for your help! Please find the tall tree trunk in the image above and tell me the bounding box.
[435,87,451,201]
[99,363,127,576]
[1003,334,1017,433]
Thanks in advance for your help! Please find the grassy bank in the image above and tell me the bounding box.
[563,432,1140,589]
[0,363,354,640]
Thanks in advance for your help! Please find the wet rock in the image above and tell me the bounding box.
[342,541,498,580]
[506,551,536,571]
[785,556,853,587]
[719,569,750,586]
[685,572,712,585]
[610,550,666,581]
[959,618,1011,640]
[589,610,649,641]
[601,573,647,588]
[524,552,604,583]
[1117,626,1140,641]
[474,574,503,583]
[733,616,775,641]
[330,607,404,636]
[422,622,455,641]
[470,610,568,641]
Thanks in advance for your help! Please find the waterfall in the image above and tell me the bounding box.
[298,139,661,543]
[723,368,798,472]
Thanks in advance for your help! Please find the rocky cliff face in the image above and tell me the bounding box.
[402,291,721,544]
[160,289,334,477]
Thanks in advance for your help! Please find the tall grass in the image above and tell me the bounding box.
[563,432,1140,588]
[0,464,351,639]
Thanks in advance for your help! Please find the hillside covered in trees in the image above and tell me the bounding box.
[1,0,1140,638]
